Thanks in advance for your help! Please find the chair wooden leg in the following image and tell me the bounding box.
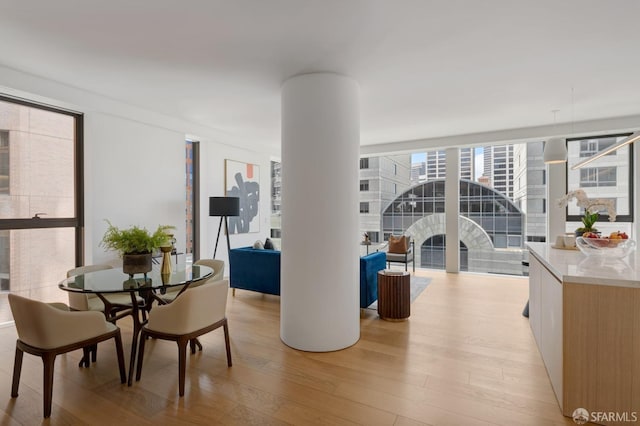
[189,338,202,353]
[177,339,188,397]
[42,353,56,418]
[135,331,148,382]
[114,331,126,384]
[232,288,236,296]
[80,347,90,367]
[11,346,23,398]
[223,320,232,367]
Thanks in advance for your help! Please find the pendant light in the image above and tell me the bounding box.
[543,110,567,164]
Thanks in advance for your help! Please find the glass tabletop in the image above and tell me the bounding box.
[58,264,213,294]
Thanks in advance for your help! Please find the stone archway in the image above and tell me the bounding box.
[405,214,494,267]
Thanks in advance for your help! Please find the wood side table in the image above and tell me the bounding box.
[377,271,410,321]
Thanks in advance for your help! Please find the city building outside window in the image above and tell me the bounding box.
[0,96,82,323]
[360,202,369,213]
[359,157,369,169]
[0,131,8,194]
[360,180,369,191]
[367,231,379,243]
[567,134,633,224]
[579,167,616,187]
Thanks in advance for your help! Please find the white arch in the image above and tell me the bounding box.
[405,214,494,266]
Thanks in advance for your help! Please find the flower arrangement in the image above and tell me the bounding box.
[557,189,616,235]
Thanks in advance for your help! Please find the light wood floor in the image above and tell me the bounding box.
[0,270,579,425]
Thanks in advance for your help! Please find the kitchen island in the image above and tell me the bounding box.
[527,242,640,425]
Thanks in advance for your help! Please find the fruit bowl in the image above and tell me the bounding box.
[576,237,636,258]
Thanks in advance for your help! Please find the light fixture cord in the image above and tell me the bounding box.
[571,86,575,135]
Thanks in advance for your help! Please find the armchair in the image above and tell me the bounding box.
[135,279,232,396]
[379,235,415,272]
[9,294,126,418]
[66,264,143,367]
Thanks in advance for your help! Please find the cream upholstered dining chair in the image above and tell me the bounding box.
[8,294,126,418]
[67,264,145,366]
[135,279,232,396]
[159,259,224,303]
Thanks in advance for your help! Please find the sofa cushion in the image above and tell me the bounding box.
[264,238,274,250]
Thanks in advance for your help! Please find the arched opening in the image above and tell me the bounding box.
[421,235,468,270]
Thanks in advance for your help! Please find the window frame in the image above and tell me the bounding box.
[0,94,84,266]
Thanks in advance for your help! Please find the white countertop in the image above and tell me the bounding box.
[527,242,640,288]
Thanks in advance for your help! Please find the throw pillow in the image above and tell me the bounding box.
[388,235,408,254]
[252,240,264,250]
[264,238,274,250]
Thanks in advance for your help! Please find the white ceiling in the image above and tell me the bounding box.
[1,0,639,152]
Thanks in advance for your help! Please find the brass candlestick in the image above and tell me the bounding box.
[160,246,173,275]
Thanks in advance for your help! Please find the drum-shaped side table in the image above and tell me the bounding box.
[377,271,410,321]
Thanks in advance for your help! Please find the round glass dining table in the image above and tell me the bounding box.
[58,263,213,386]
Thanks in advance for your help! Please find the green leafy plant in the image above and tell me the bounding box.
[100,220,174,255]
[576,210,599,233]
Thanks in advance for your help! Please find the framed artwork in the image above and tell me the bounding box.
[225,159,260,233]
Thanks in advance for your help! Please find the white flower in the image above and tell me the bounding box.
[557,189,616,222]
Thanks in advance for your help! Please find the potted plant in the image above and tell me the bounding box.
[575,210,599,237]
[101,220,174,275]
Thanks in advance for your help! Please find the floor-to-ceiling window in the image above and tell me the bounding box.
[373,143,544,275]
[0,95,83,323]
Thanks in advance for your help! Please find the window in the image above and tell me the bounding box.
[0,131,8,194]
[0,96,82,322]
[367,231,379,243]
[567,133,633,222]
[0,231,8,291]
[360,158,369,169]
[579,167,616,187]
[360,202,369,213]
[360,180,369,191]
[579,137,617,158]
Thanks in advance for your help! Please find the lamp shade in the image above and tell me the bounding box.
[209,196,240,216]
[543,138,567,164]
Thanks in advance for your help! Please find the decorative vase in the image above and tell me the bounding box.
[122,252,152,275]
[160,246,172,275]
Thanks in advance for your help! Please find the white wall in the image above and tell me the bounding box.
[85,113,187,265]
[0,65,274,269]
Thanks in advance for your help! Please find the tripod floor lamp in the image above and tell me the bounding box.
[210,196,240,258]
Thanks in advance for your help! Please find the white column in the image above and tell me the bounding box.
[280,73,360,351]
[547,163,567,241]
[445,147,460,273]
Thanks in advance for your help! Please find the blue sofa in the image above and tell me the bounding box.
[359,251,386,308]
[229,247,281,296]
[228,247,386,308]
